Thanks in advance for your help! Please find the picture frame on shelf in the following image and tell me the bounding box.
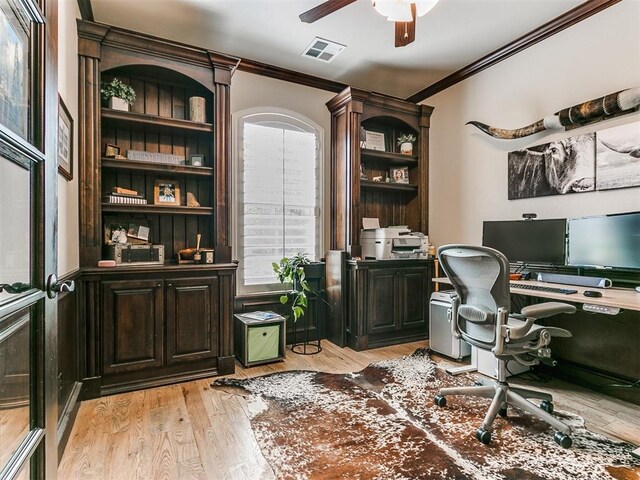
[154,179,181,206]
[364,130,386,151]
[127,223,150,242]
[390,166,409,184]
[188,154,205,167]
[57,95,73,180]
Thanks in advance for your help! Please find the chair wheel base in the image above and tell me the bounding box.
[476,428,491,445]
[540,400,554,414]
[434,395,447,407]
[554,431,573,448]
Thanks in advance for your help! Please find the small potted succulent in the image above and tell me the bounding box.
[101,78,136,111]
[397,133,417,155]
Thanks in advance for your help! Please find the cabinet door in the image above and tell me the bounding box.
[103,280,163,374]
[367,269,400,334]
[400,268,429,328]
[166,277,219,364]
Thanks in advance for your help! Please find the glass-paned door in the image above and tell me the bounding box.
[1,0,52,479]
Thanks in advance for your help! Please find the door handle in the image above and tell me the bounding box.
[46,274,75,299]
[0,282,32,294]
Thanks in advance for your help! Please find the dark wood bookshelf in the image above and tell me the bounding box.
[102,158,214,176]
[102,204,214,215]
[101,108,214,133]
[360,180,418,192]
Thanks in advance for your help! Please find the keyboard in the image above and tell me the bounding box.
[509,283,578,295]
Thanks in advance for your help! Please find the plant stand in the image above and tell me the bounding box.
[290,316,322,355]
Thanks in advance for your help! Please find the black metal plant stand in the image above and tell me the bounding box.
[288,262,326,355]
[290,313,322,355]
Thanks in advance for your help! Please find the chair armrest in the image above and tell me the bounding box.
[520,302,577,319]
[507,302,576,340]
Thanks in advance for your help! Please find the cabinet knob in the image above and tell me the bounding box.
[157,283,163,288]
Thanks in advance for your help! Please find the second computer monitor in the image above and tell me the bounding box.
[482,219,567,265]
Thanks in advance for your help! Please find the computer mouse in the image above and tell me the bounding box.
[583,290,602,298]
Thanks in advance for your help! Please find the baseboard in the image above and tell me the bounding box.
[99,368,226,397]
[541,362,640,405]
[57,381,82,461]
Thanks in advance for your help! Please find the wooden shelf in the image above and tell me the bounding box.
[102,204,214,215]
[101,108,214,133]
[361,148,418,166]
[102,158,214,176]
[360,180,418,192]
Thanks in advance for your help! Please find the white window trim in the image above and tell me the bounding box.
[232,106,324,296]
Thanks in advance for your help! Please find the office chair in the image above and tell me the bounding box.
[433,245,576,448]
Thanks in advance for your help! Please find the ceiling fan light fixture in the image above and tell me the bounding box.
[372,0,439,21]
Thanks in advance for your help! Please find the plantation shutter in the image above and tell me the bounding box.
[238,117,320,291]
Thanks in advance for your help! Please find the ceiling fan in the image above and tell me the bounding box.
[299,0,440,47]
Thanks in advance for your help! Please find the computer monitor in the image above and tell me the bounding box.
[567,211,640,270]
[482,219,567,265]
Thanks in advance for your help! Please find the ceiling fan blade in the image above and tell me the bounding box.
[395,4,416,47]
[299,0,357,23]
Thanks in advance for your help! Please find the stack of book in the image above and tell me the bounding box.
[103,187,148,205]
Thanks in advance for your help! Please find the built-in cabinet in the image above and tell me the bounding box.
[347,260,433,351]
[325,89,434,350]
[84,266,234,397]
[77,21,238,397]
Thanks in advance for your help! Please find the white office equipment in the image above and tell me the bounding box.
[361,223,428,260]
[429,291,471,361]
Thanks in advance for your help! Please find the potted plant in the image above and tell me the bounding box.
[272,253,311,323]
[101,78,136,112]
[397,133,417,155]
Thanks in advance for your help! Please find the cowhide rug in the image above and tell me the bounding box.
[213,349,639,480]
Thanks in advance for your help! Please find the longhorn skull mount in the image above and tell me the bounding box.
[467,87,640,140]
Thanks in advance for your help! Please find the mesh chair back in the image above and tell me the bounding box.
[437,245,511,349]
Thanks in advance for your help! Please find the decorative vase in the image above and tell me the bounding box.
[189,96,206,123]
[400,142,413,155]
[109,97,129,112]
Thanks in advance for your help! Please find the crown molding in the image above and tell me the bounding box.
[237,58,347,93]
[405,0,622,103]
[77,0,94,21]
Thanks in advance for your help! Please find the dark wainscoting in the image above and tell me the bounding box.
[57,269,82,460]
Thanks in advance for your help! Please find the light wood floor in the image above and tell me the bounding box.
[58,341,640,480]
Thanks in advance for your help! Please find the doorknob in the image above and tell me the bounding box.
[46,274,75,299]
[0,282,32,294]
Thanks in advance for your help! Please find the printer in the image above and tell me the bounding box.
[361,226,429,260]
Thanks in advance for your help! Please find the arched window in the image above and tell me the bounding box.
[233,108,323,294]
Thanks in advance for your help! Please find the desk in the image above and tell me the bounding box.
[432,276,639,400]
[432,277,640,312]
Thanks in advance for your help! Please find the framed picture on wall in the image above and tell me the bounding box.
[57,95,73,180]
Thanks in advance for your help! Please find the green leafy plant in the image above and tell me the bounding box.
[101,78,136,105]
[272,253,311,322]
[396,133,416,146]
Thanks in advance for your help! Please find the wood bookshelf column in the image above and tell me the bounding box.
[77,21,109,267]
[417,105,434,236]
[210,53,236,263]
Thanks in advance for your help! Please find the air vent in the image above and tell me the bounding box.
[301,37,345,63]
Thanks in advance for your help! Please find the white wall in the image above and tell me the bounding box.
[57,0,81,275]
[426,1,640,248]
[230,71,336,253]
